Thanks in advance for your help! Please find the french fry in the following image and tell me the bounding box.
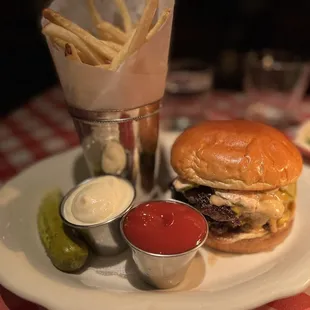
[101,40,122,52]
[63,40,120,61]
[43,9,116,61]
[96,64,110,69]
[51,37,93,64]
[50,37,67,50]
[114,0,133,33]
[43,0,167,71]
[147,8,171,40]
[65,43,82,63]
[97,21,127,44]
[87,0,102,25]
[42,23,102,65]
[128,0,159,51]
[98,32,113,42]
[110,0,159,70]
[109,30,136,71]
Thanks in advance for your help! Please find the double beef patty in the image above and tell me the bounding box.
[171,185,256,235]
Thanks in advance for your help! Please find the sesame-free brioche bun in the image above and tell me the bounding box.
[206,214,294,254]
[171,120,303,191]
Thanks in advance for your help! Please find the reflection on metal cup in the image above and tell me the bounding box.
[120,200,208,289]
[138,103,160,192]
[60,177,136,256]
[129,246,201,289]
[67,215,128,256]
[68,100,161,203]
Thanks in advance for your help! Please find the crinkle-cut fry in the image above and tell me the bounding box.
[42,23,102,65]
[114,0,133,33]
[65,43,82,62]
[110,0,159,70]
[101,40,122,52]
[96,21,127,44]
[43,9,116,61]
[147,8,171,40]
[87,0,102,25]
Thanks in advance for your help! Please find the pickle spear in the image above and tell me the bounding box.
[37,189,89,273]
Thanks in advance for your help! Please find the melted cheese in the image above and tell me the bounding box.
[172,178,195,191]
[210,188,295,232]
[269,219,278,233]
[173,177,296,232]
[212,190,285,220]
[277,210,292,227]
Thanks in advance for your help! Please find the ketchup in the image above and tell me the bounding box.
[123,201,207,255]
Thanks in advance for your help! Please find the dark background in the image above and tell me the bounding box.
[2,0,310,116]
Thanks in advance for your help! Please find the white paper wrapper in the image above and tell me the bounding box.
[42,0,175,111]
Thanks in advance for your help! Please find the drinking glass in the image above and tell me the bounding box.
[243,50,309,128]
[163,58,213,131]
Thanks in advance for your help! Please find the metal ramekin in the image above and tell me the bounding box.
[120,199,208,289]
[60,176,136,256]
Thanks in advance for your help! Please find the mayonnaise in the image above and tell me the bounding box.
[63,176,135,226]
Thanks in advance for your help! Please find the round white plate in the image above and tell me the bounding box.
[1,132,310,310]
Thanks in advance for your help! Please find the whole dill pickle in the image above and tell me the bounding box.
[37,189,89,273]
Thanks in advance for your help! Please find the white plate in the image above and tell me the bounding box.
[1,132,310,310]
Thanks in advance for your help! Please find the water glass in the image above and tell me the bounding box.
[243,50,309,128]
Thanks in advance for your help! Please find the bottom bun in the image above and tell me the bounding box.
[205,218,294,254]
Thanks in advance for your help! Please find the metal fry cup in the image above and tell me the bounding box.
[68,101,161,204]
[60,176,136,256]
[120,200,208,289]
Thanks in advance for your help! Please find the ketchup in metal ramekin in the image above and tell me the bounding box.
[120,200,208,289]
[122,200,208,255]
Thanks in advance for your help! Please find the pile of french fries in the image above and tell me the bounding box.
[42,0,171,71]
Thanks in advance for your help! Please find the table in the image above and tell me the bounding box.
[1,86,310,310]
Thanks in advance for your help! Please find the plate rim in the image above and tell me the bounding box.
[1,145,310,310]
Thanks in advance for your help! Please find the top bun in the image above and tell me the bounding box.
[171,120,303,191]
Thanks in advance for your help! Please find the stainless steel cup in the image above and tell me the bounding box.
[120,200,208,289]
[68,100,161,204]
[60,177,136,256]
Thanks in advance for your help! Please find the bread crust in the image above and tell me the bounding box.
[171,120,303,191]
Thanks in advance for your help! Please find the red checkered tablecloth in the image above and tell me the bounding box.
[1,86,310,310]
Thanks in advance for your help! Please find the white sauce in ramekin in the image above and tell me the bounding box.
[63,176,134,226]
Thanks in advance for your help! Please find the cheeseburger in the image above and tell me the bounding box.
[171,120,303,254]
